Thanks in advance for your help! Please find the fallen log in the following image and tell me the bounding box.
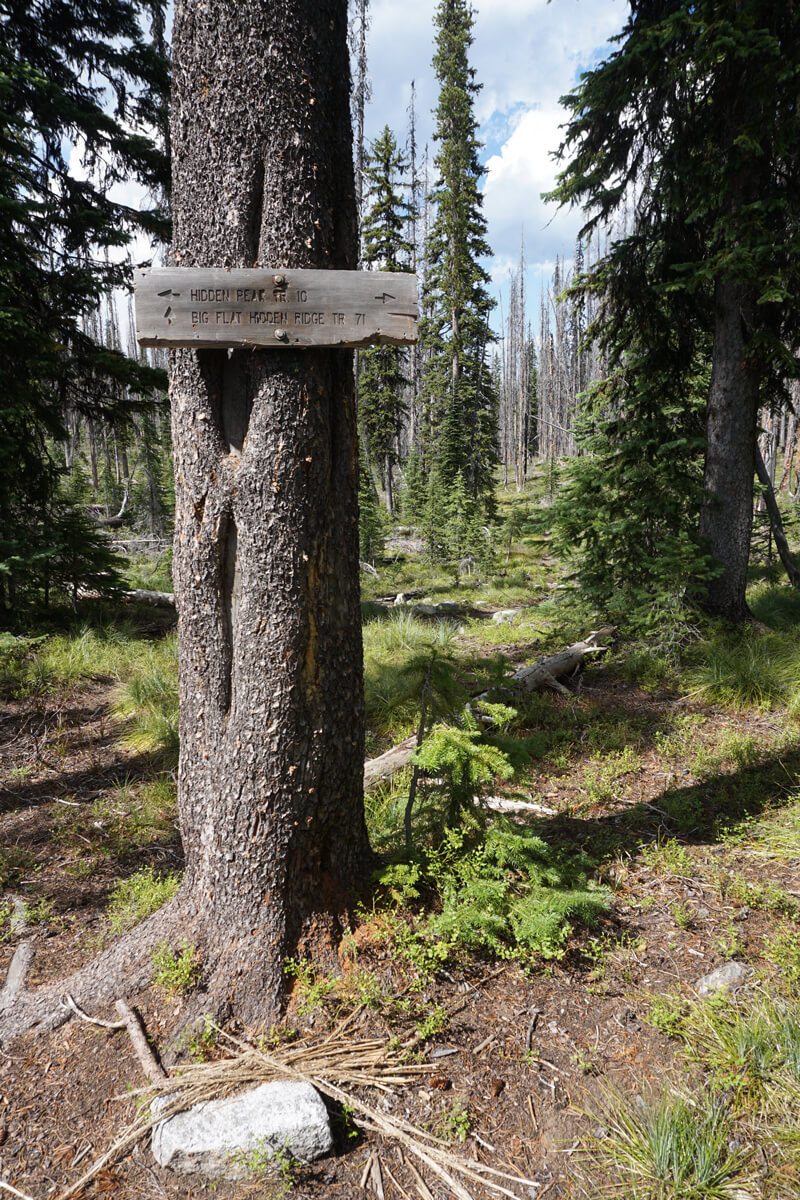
[511,626,616,695]
[363,735,417,790]
[123,588,176,608]
[362,628,616,789]
[76,587,176,608]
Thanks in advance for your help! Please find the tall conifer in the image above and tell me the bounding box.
[550,0,800,623]
[420,0,497,525]
[358,125,414,514]
[0,0,168,604]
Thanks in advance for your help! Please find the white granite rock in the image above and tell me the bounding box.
[151,1080,332,1178]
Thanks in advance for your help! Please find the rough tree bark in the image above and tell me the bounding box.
[0,0,372,1040]
[697,276,760,623]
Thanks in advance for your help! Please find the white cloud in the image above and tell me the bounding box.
[483,106,581,267]
[363,0,628,321]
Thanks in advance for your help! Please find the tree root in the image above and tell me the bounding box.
[0,896,195,1042]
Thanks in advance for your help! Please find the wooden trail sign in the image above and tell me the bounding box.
[135,267,417,349]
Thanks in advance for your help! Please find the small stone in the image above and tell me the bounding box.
[695,961,751,997]
[151,1081,332,1178]
[695,906,710,919]
[492,609,518,624]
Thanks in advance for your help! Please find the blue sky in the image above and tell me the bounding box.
[362,0,629,325]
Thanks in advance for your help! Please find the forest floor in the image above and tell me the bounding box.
[1,497,799,1199]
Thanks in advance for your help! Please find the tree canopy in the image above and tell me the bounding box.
[549,0,800,622]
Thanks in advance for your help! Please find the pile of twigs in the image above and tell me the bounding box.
[55,1012,540,1200]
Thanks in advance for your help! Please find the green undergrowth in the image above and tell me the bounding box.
[685,627,800,715]
[108,866,181,933]
[378,820,609,963]
[152,937,201,994]
[0,623,165,698]
[605,789,800,1200]
[579,1086,759,1200]
[112,634,179,765]
[362,613,466,746]
[52,774,178,862]
[123,551,173,594]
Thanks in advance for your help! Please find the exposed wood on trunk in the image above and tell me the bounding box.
[755,444,800,588]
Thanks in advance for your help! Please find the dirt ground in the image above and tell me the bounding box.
[0,662,796,1199]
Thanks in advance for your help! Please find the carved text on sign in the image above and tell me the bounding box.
[135,268,417,349]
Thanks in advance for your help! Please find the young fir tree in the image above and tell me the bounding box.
[358,125,414,514]
[0,0,169,607]
[549,0,800,624]
[419,0,497,548]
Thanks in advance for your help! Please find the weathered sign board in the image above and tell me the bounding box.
[135,267,417,349]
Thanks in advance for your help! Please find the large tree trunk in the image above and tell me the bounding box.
[167,0,372,1027]
[697,276,759,622]
[0,0,372,1044]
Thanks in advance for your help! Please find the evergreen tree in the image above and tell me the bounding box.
[550,0,800,623]
[419,0,497,522]
[0,0,169,607]
[358,126,414,514]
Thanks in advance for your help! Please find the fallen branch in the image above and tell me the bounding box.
[60,993,126,1030]
[364,735,417,790]
[76,587,176,608]
[61,1017,537,1200]
[0,1179,38,1200]
[114,999,166,1083]
[510,627,615,695]
[0,941,34,1010]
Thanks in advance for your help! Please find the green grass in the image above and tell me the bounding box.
[748,581,800,631]
[580,1087,757,1200]
[0,623,153,697]
[112,634,179,764]
[152,937,201,994]
[685,629,800,715]
[680,993,800,1111]
[107,866,181,933]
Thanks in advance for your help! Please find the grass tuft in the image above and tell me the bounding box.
[580,1086,757,1200]
[112,634,179,764]
[108,866,181,934]
[685,629,800,714]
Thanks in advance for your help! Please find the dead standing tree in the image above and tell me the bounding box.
[0,0,373,1039]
